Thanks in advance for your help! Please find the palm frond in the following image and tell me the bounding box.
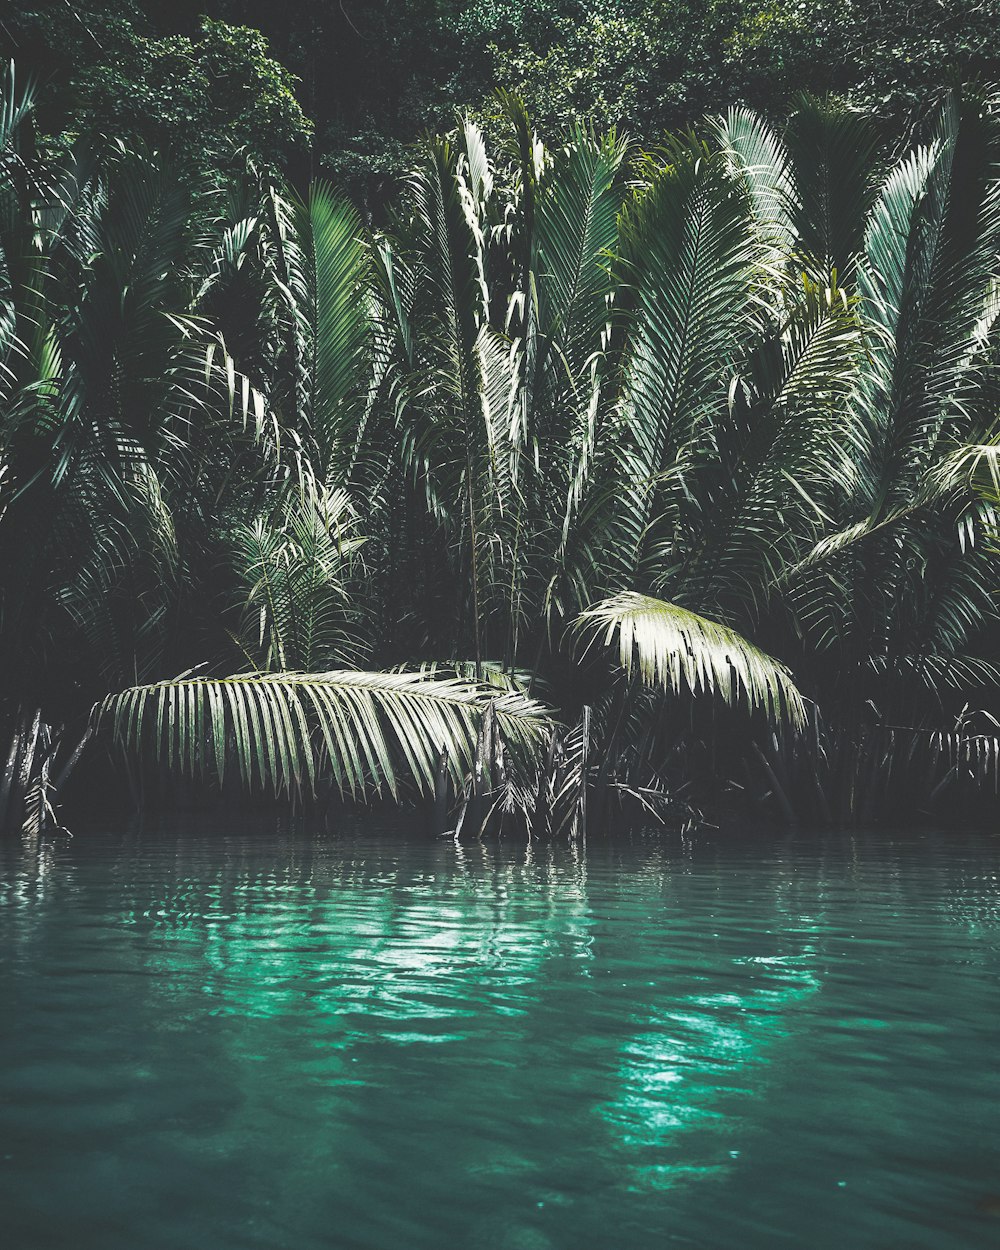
[97,669,554,803]
[712,105,794,267]
[0,60,35,157]
[230,479,366,673]
[614,138,759,579]
[535,125,626,378]
[680,274,862,609]
[307,183,373,479]
[578,592,805,728]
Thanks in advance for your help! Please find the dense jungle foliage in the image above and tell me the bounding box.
[5,1,999,202]
[2,5,1000,837]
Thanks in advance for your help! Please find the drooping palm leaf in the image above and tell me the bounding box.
[97,669,554,803]
[578,592,805,728]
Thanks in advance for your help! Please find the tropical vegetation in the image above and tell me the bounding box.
[3,55,1000,837]
[6,1,997,206]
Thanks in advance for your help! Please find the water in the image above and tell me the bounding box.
[2,821,1000,1249]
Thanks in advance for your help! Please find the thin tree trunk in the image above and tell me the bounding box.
[18,708,42,799]
[52,725,94,793]
[465,451,483,683]
[753,740,797,829]
[0,706,24,832]
[576,705,591,841]
[432,747,449,835]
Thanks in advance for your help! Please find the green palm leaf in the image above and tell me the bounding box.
[614,139,759,580]
[578,592,805,728]
[535,124,626,380]
[680,275,862,609]
[97,669,553,802]
[230,480,366,673]
[0,59,34,156]
[306,183,372,478]
[712,105,794,268]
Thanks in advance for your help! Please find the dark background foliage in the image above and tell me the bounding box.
[4,0,997,207]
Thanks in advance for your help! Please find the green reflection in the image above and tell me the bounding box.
[1,827,999,1250]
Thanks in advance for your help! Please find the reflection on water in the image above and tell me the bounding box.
[2,820,1000,1249]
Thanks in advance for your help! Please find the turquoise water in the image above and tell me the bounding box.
[2,822,1000,1248]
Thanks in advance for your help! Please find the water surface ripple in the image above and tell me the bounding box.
[2,823,999,1249]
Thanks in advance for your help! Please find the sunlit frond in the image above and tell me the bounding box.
[578,592,805,728]
[98,669,554,803]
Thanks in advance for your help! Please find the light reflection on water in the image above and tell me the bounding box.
[2,821,1000,1249]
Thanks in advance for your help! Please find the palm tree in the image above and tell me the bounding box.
[5,61,999,836]
[0,67,240,830]
[760,93,1000,821]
